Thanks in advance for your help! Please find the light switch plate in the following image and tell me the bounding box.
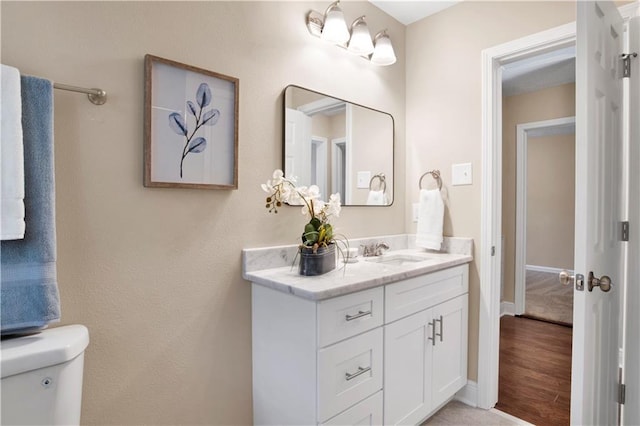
[357,171,371,189]
[452,163,472,186]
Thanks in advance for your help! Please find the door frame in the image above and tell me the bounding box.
[514,116,576,315]
[478,22,576,409]
[331,137,347,197]
[478,3,637,410]
[311,135,328,197]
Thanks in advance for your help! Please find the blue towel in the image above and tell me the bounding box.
[1,75,60,335]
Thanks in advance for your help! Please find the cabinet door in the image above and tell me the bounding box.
[431,294,468,409]
[384,309,432,425]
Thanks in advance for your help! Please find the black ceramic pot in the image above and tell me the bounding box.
[298,244,336,276]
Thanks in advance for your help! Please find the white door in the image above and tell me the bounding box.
[573,1,624,424]
[284,108,311,185]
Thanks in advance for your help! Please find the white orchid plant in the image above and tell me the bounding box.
[262,169,343,253]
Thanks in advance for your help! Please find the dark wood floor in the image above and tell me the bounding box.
[495,316,572,426]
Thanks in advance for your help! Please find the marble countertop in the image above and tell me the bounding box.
[242,235,473,301]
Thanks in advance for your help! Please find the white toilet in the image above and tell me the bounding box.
[1,324,89,425]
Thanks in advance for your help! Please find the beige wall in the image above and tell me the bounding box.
[406,2,576,381]
[1,2,405,424]
[526,134,575,269]
[501,83,576,302]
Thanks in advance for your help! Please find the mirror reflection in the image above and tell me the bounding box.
[283,85,394,206]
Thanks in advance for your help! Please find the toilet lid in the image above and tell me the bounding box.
[1,324,89,378]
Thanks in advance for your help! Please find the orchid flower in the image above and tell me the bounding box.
[262,169,342,248]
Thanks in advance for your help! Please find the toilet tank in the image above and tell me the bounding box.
[1,325,90,426]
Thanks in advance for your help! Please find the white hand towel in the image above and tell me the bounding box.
[1,64,25,240]
[367,190,387,205]
[415,189,444,250]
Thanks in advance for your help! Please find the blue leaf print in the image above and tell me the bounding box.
[196,83,212,108]
[168,112,187,136]
[174,82,222,178]
[186,101,197,117]
[187,137,207,154]
[201,109,220,126]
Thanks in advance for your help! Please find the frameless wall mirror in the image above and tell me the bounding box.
[283,85,394,206]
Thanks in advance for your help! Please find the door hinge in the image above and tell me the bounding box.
[622,221,629,242]
[622,53,638,78]
[619,383,626,404]
[491,246,496,256]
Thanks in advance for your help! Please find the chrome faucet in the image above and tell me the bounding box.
[361,242,390,257]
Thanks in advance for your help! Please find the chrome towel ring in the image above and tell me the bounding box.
[369,173,387,193]
[419,170,442,191]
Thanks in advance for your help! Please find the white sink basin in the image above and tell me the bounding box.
[364,254,432,266]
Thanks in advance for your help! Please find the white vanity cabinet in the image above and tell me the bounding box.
[383,265,469,425]
[252,285,384,425]
[250,263,468,426]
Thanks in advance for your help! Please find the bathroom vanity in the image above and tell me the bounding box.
[242,236,472,425]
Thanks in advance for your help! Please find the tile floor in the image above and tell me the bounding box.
[423,400,533,425]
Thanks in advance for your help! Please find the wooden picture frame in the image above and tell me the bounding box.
[144,54,239,189]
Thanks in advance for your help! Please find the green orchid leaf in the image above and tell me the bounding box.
[303,230,319,244]
[324,224,333,241]
[309,217,322,230]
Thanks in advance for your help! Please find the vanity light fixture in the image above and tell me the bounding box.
[306,2,396,66]
[370,30,397,66]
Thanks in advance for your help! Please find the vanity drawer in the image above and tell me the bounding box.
[317,327,383,423]
[385,264,468,323]
[318,287,383,347]
[320,390,383,426]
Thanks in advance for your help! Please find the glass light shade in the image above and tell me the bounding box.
[370,32,396,66]
[321,3,350,44]
[347,17,374,55]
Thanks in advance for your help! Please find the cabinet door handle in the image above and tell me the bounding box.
[345,366,371,381]
[345,310,372,321]
[435,315,443,342]
[428,321,436,346]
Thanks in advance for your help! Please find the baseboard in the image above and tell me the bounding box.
[501,301,515,317]
[525,264,572,275]
[491,408,535,425]
[454,380,478,407]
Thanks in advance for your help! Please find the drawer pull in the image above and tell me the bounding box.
[345,366,371,381]
[428,321,436,346]
[435,315,443,342]
[345,310,372,321]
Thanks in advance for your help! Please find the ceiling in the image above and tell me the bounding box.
[367,1,576,96]
[368,1,461,25]
[502,46,576,96]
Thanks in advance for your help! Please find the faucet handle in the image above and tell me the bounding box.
[374,242,390,256]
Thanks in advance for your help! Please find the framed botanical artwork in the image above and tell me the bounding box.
[144,54,239,189]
